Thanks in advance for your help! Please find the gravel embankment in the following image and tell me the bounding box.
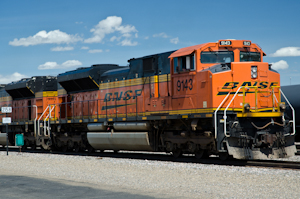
[0,151,300,198]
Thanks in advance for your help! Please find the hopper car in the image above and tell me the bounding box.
[0,40,296,160]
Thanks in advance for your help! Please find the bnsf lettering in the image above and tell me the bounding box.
[104,89,142,102]
[258,82,268,89]
[222,82,239,89]
[221,81,278,89]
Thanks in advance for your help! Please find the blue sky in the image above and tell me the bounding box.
[1,0,300,85]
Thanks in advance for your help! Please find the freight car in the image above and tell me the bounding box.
[0,40,296,160]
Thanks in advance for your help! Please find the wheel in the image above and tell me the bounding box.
[74,143,80,153]
[87,145,94,154]
[62,145,68,153]
[219,152,229,161]
[195,149,204,159]
[172,149,182,158]
[30,144,36,150]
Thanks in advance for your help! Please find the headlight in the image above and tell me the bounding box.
[251,66,257,79]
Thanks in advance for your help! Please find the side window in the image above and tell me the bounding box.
[173,54,195,73]
[173,58,178,73]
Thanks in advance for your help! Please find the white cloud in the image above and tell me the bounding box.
[110,36,121,42]
[270,47,300,57]
[0,72,27,84]
[270,60,289,70]
[9,30,82,46]
[170,37,179,44]
[120,39,138,46]
[153,32,169,38]
[88,49,103,53]
[81,46,89,50]
[144,36,149,40]
[51,46,74,51]
[84,16,138,44]
[38,60,82,70]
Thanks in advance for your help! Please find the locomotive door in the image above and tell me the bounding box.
[171,54,197,110]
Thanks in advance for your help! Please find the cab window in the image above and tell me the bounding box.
[201,51,234,63]
[240,52,261,62]
[173,54,195,73]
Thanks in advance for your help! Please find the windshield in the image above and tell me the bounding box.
[201,51,234,63]
[240,52,261,62]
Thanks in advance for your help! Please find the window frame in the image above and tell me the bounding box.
[173,53,195,73]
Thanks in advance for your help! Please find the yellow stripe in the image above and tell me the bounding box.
[100,74,169,90]
[27,86,34,94]
[0,96,12,102]
[89,76,100,88]
[35,91,58,97]
[237,112,283,117]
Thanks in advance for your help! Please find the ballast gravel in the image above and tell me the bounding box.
[0,151,299,198]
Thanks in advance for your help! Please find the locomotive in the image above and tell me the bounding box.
[0,40,296,160]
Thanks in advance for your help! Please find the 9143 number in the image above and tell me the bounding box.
[177,79,193,91]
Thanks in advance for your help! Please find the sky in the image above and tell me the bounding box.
[1,0,300,86]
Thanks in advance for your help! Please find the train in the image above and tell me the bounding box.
[0,39,297,160]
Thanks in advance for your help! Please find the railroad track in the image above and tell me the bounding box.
[2,146,300,170]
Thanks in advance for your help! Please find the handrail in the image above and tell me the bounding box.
[214,92,231,139]
[33,105,38,137]
[43,105,56,136]
[280,89,296,135]
[224,86,243,137]
[37,106,50,136]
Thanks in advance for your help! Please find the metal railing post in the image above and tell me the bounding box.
[280,89,296,135]
[224,87,243,137]
[214,92,231,139]
[106,100,107,120]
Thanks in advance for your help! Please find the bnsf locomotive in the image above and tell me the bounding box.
[0,40,296,160]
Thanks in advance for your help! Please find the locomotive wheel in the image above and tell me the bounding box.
[195,149,204,159]
[172,149,182,158]
[62,145,68,153]
[23,139,30,150]
[74,143,80,153]
[219,152,229,161]
[30,144,36,150]
[87,145,94,154]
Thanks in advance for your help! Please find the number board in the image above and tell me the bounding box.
[243,41,251,46]
[219,41,232,46]
[1,107,12,113]
[2,117,11,124]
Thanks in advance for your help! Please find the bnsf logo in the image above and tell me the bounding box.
[217,81,278,95]
[222,81,278,89]
[104,89,142,102]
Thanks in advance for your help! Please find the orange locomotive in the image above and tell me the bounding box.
[0,40,296,160]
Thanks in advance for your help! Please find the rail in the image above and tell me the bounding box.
[43,105,56,136]
[33,105,37,137]
[215,86,291,139]
[214,92,231,139]
[280,89,296,135]
[51,95,142,121]
[37,106,50,136]
[224,87,243,137]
